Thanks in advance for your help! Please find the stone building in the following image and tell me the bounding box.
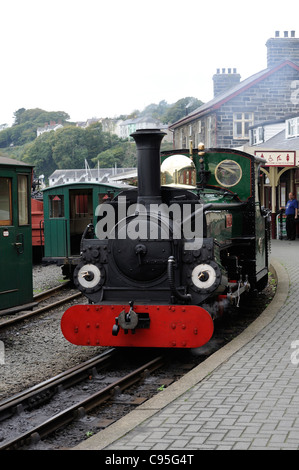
[243,114,299,238]
[169,31,299,150]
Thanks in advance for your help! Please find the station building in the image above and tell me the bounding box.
[169,31,299,238]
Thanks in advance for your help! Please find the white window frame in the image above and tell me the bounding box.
[251,126,263,145]
[286,117,299,138]
[207,116,213,147]
[233,112,254,139]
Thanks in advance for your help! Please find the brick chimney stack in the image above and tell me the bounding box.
[212,68,241,97]
[266,31,299,67]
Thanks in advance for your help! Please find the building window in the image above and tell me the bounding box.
[207,116,213,147]
[233,113,254,139]
[180,129,183,147]
[251,126,264,145]
[286,117,299,138]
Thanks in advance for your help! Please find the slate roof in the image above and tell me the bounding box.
[169,60,299,129]
[253,130,299,150]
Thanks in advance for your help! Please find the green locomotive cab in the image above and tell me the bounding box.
[161,145,271,299]
[0,157,34,312]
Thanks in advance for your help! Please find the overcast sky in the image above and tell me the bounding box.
[0,0,298,126]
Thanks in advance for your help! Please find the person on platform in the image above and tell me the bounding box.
[285,192,298,240]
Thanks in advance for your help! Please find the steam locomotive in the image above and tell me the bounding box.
[61,129,271,349]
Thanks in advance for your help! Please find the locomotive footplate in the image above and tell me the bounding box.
[61,304,214,348]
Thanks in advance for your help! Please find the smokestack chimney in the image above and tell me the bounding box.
[131,129,165,207]
[212,68,241,97]
[266,31,299,67]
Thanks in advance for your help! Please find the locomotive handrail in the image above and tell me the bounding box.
[167,256,192,304]
[204,202,246,211]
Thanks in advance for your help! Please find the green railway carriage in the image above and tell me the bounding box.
[42,182,133,277]
[0,157,34,311]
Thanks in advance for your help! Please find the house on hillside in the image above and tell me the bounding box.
[37,121,63,137]
[119,116,172,141]
[170,31,299,150]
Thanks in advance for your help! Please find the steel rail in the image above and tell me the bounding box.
[33,281,72,302]
[0,355,165,450]
[0,348,117,421]
[0,291,82,330]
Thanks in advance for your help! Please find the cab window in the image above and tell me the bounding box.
[18,174,29,225]
[49,195,64,218]
[0,177,12,225]
[215,160,242,187]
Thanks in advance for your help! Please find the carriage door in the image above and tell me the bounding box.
[0,174,33,310]
[69,189,93,255]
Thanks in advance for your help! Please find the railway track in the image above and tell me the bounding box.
[0,282,82,330]
[0,274,276,450]
[0,349,166,450]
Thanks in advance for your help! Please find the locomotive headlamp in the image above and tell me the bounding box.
[191,263,218,290]
[75,263,105,293]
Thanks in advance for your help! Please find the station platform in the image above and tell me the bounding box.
[74,239,299,450]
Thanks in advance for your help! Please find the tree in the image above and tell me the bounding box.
[52,126,88,169]
[3,108,72,147]
[13,108,70,126]
[13,108,26,126]
[22,123,128,180]
[161,97,203,124]
[23,131,56,178]
[93,142,136,168]
[140,100,169,120]
[0,128,12,148]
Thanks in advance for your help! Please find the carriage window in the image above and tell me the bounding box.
[215,160,242,187]
[49,195,64,218]
[0,177,12,225]
[18,174,29,225]
[75,194,88,215]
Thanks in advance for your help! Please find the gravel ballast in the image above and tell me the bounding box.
[0,264,103,402]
